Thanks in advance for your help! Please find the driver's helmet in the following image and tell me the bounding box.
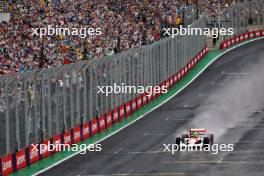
[191,131,199,138]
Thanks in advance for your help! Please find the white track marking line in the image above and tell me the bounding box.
[229,149,264,154]
[221,71,249,75]
[217,157,224,164]
[210,81,226,86]
[113,172,186,176]
[165,117,188,121]
[114,148,123,154]
[162,160,264,164]
[77,174,109,176]
[143,131,171,136]
[183,104,195,108]
[221,140,264,143]
[125,169,134,176]
[198,93,211,97]
[32,37,264,176]
[237,125,264,127]
[250,110,263,113]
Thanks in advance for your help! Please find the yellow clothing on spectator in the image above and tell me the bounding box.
[175,17,182,25]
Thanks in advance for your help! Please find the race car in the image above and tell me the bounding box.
[175,128,214,147]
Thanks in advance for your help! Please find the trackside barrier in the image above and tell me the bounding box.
[63,130,72,145]
[52,134,62,152]
[14,149,27,171]
[132,99,137,112]
[142,93,148,105]
[0,45,209,176]
[220,29,264,49]
[137,96,142,109]
[106,112,112,128]
[72,126,81,144]
[113,108,119,123]
[0,154,13,176]
[125,102,131,117]
[99,114,106,131]
[119,105,125,120]
[147,93,152,102]
[90,118,98,135]
[40,140,51,159]
[28,145,39,164]
[82,123,90,140]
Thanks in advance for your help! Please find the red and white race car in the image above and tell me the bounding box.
[175,128,214,147]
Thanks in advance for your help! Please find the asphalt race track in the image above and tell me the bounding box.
[40,39,264,176]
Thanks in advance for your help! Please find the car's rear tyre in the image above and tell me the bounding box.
[203,137,210,147]
[176,137,182,148]
[181,134,189,143]
[208,134,214,145]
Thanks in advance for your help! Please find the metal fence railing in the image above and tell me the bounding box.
[220,0,264,41]
[0,15,207,156]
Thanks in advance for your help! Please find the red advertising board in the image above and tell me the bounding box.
[1,154,13,175]
[147,92,152,101]
[244,32,249,39]
[119,104,125,119]
[220,41,226,49]
[73,126,81,143]
[190,60,194,68]
[40,140,51,158]
[91,118,98,135]
[142,93,147,105]
[249,32,255,38]
[125,102,131,117]
[29,144,39,164]
[99,115,106,131]
[113,108,119,122]
[174,74,178,83]
[231,37,235,45]
[106,112,112,127]
[63,130,72,145]
[52,134,62,152]
[194,56,198,64]
[15,149,27,170]
[170,77,174,87]
[226,39,231,47]
[177,72,181,80]
[235,36,240,43]
[239,34,244,41]
[132,99,137,112]
[199,52,203,59]
[255,30,261,37]
[181,68,185,77]
[165,80,170,89]
[82,122,90,139]
[184,66,188,74]
[137,96,142,108]
[187,64,191,72]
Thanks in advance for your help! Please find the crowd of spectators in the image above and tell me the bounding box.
[0,0,239,75]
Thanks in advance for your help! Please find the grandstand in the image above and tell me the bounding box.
[0,0,239,75]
